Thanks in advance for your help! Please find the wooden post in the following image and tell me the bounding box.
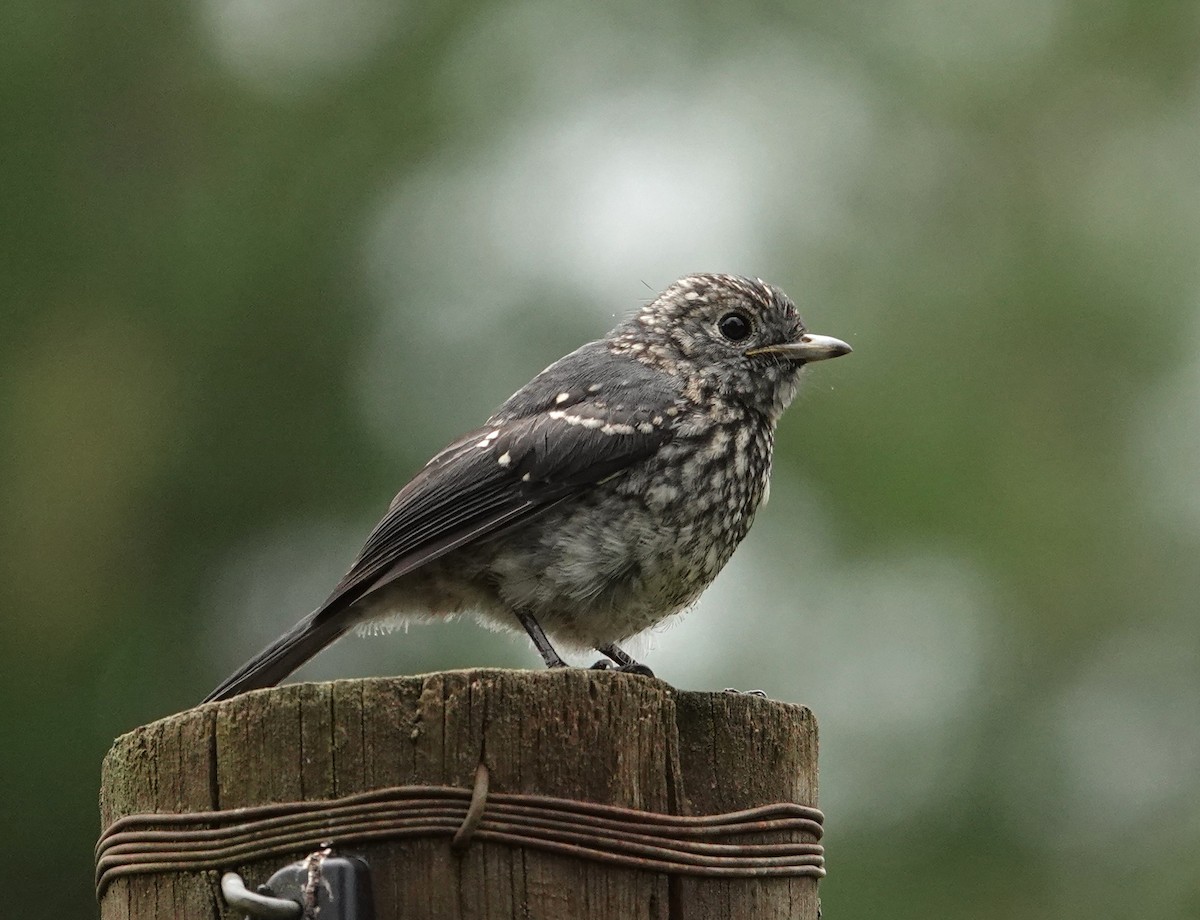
[99,669,820,919]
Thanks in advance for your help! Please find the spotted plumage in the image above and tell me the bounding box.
[203,273,851,702]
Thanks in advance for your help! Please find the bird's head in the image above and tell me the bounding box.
[610,273,851,420]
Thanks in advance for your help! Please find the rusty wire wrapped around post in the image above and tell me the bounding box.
[96,762,825,897]
[98,671,824,919]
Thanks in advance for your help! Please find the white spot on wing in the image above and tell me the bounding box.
[601,422,636,436]
[549,409,604,429]
[555,392,571,404]
[497,451,512,467]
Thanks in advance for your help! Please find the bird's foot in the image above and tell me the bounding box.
[723,687,768,698]
[591,659,655,677]
[592,642,654,677]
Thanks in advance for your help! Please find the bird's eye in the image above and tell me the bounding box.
[717,311,752,342]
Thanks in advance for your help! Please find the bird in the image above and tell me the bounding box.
[203,273,851,702]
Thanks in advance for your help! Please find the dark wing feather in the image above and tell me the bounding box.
[316,402,672,616]
[202,345,680,702]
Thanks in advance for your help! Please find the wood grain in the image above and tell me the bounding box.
[99,669,819,919]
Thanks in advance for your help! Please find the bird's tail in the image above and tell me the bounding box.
[202,611,352,703]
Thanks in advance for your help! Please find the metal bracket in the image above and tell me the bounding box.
[219,850,374,920]
[220,872,300,919]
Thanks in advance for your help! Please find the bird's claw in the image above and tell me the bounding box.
[591,660,655,678]
[620,663,655,677]
[723,687,768,698]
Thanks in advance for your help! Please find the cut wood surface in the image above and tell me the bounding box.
[99,669,820,919]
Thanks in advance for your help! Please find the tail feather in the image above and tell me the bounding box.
[202,611,351,703]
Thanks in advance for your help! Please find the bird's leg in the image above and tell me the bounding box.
[597,642,638,667]
[591,643,655,678]
[514,609,568,669]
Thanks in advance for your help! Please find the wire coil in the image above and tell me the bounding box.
[96,763,825,899]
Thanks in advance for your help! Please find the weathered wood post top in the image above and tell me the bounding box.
[99,669,822,919]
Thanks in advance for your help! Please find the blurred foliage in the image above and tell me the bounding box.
[3,0,1199,917]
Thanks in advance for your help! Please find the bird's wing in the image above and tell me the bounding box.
[315,398,674,617]
[202,346,681,702]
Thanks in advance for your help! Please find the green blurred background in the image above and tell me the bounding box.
[4,0,1199,916]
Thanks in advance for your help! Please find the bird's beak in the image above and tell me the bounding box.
[747,333,853,363]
